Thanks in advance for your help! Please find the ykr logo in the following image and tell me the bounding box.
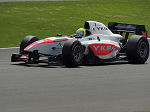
[93,45,113,51]
[89,44,119,56]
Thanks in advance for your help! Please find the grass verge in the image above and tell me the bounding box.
[0,0,150,47]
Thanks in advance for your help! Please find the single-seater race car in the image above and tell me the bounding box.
[11,21,149,67]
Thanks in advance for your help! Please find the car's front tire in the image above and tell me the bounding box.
[20,35,39,52]
[62,40,84,67]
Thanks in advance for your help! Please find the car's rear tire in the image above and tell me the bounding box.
[20,35,39,52]
[127,35,149,64]
[62,40,83,67]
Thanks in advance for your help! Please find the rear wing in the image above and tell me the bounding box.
[108,22,148,41]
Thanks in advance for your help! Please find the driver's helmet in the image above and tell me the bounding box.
[76,28,86,37]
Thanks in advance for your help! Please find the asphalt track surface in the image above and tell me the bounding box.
[0,47,150,112]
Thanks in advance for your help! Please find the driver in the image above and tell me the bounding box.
[76,28,91,38]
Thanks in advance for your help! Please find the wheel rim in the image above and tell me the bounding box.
[139,41,148,58]
[73,45,82,63]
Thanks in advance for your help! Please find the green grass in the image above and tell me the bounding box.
[0,0,150,47]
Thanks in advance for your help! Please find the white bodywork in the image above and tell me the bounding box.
[25,37,72,56]
[25,21,123,60]
[79,21,123,59]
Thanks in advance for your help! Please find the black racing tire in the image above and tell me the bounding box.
[127,35,149,64]
[62,40,84,68]
[20,35,39,52]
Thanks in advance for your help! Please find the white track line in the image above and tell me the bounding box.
[0,47,19,49]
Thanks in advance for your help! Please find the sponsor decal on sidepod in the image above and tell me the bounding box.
[89,44,120,56]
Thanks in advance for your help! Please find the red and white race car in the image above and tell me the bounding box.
[11,21,149,67]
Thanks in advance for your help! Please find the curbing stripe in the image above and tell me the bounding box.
[0,38,150,50]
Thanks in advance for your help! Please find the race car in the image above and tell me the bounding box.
[11,21,149,67]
